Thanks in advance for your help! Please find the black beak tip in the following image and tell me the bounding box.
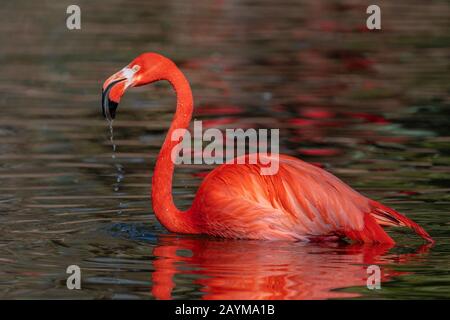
[108,101,118,120]
[101,89,119,120]
[101,78,125,121]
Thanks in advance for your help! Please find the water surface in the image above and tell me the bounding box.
[0,0,449,299]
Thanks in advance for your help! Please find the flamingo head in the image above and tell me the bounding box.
[102,52,172,120]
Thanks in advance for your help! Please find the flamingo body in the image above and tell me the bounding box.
[102,52,433,244]
[189,154,430,243]
[191,154,365,241]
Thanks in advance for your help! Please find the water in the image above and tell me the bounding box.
[0,0,449,299]
[109,120,125,193]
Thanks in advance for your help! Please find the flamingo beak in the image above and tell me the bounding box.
[102,67,136,120]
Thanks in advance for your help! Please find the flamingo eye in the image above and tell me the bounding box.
[132,65,140,72]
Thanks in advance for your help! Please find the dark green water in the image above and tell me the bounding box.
[0,0,449,299]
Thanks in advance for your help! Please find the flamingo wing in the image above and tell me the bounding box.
[190,155,431,243]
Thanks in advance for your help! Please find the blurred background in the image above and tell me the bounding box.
[0,0,449,299]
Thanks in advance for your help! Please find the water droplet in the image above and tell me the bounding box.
[262,92,272,101]
[108,120,124,193]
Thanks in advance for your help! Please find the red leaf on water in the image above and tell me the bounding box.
[301,107,335,119]
[343,57,374,71]
[398,190,420,196]
[298,148,340,156]
[345,112,389,124]
[289,118,316,126]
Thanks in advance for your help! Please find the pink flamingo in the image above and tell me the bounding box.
[102,53,433,244]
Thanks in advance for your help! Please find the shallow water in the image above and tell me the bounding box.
[0,0,449,299]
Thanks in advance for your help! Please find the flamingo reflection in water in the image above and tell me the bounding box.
[150,237,431,299]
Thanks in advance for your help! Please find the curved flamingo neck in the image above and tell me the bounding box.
[151,64,197,233]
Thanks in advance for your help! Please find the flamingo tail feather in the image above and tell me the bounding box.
[344,213,395,244]
[368,200,434,243]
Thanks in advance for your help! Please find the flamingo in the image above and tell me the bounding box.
[102,52,433,244]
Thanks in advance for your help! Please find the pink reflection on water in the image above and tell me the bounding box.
[150,237,431,300]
